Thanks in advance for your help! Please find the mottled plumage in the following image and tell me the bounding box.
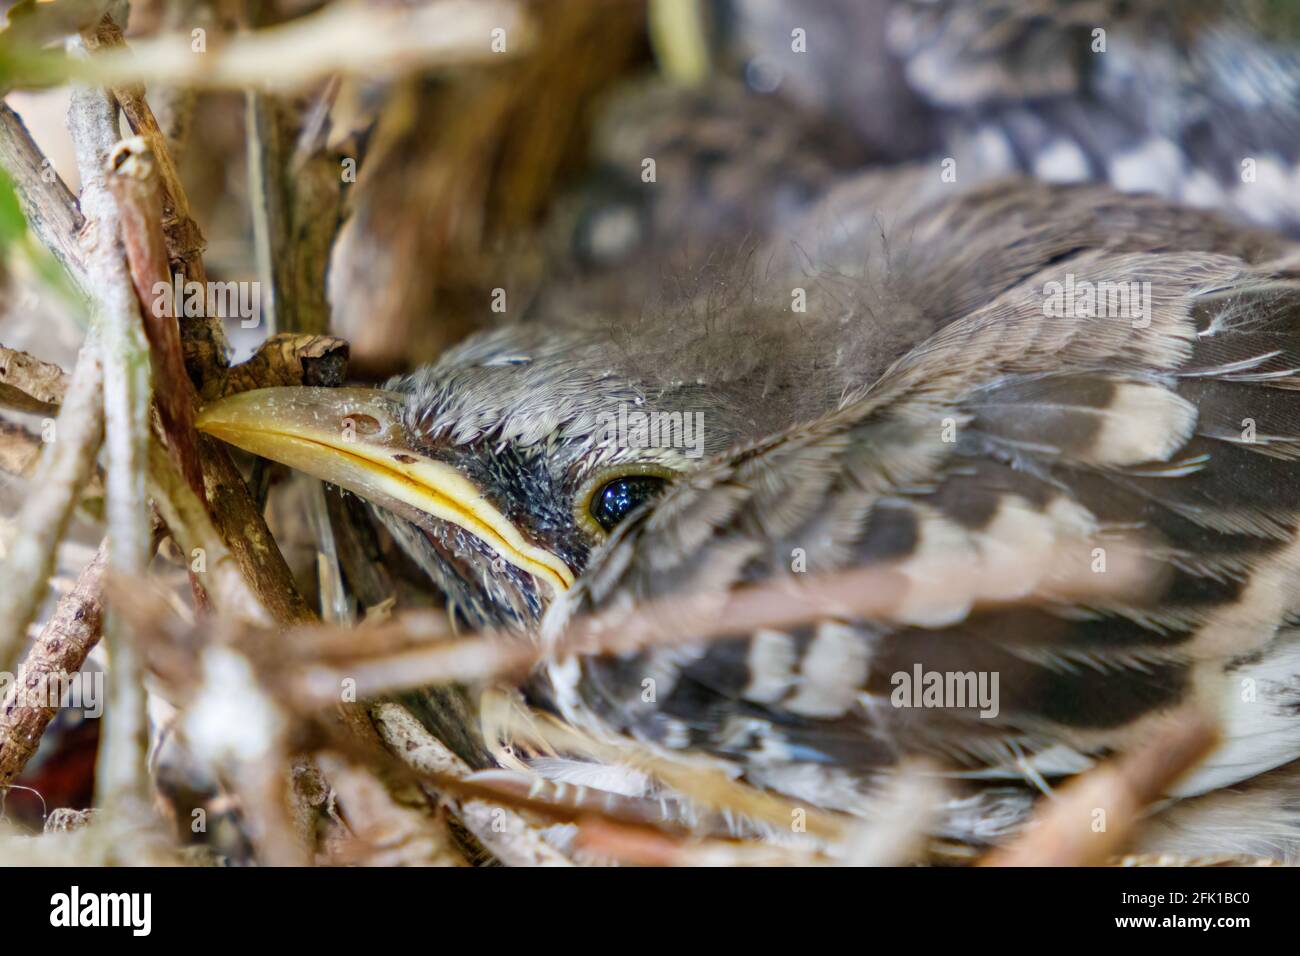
[387,175,1300,854]
[200,169,1300,856]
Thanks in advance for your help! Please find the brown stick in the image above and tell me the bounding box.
[68,57,156,817]
[0,543,107,789]
[369,703,573,866]
[280,545,1161,705]
[198,333,350,401]
[146,438,273,627]
[84,13,225,393]
[106,136,206,504]
[84,16,205,273]
[981,708,1221,867]
[0,104,90,295]
[0,342,104,677]
[75,18,314,628]
[75,1,527,93]
[314,751,462,866]
[198,437,317,626]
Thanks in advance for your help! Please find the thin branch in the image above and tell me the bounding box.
[279,545,1162,705]
[81,12,223,392]
[68,61,154,816]
[106,136,206,503]
[981,707,1221,867]
[0,104,90,295]
[245,88,285,334]
[145,436,272,627]
[0,507,167,792]
[197,436,318,625]
[84,15,198,226]
[0,343,272,627]
[0,340,104,676]
[314,751,462,866]
[77,0,529,93]
[5,34,326,630]
[369,702,573,866]
[76,17,317,628]
[304,476,352,624]
[0,542,107,789]
[243,81,345,338]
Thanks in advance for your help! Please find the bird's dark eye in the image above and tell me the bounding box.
[589,475,667,532]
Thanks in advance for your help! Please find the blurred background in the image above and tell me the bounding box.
[8,1,1300,376]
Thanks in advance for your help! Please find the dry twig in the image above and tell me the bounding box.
[107,136,206,503]
[0,340,103,677]
[370,702,572,866]
[145,437,272,627]
[277,545,1162,706]
[77,14,315,627]
[0,542,107,789]
[982,708,1221,867]
[85,16,200,253]
[80,13,222,394]
[197,333,349,401]
[68,57,155,817]
[0,343,69,414]
[80,0,528,93]
[314,751,463,866]
[0,104,90,295]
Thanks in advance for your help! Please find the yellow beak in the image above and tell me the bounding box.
[196,387,574,593]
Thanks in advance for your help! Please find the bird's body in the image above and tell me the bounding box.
[199,169,1300,858]
[541,173,1300,856]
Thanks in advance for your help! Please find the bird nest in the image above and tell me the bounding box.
[0,0,1294,869]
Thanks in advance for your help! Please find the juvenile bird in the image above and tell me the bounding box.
[198,172,1300,857]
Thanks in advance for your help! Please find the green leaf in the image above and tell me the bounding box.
[0,168,28,247]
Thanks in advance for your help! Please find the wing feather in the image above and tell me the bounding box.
[540,181,1300,830]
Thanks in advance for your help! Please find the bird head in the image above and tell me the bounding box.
[196,313,809,632]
